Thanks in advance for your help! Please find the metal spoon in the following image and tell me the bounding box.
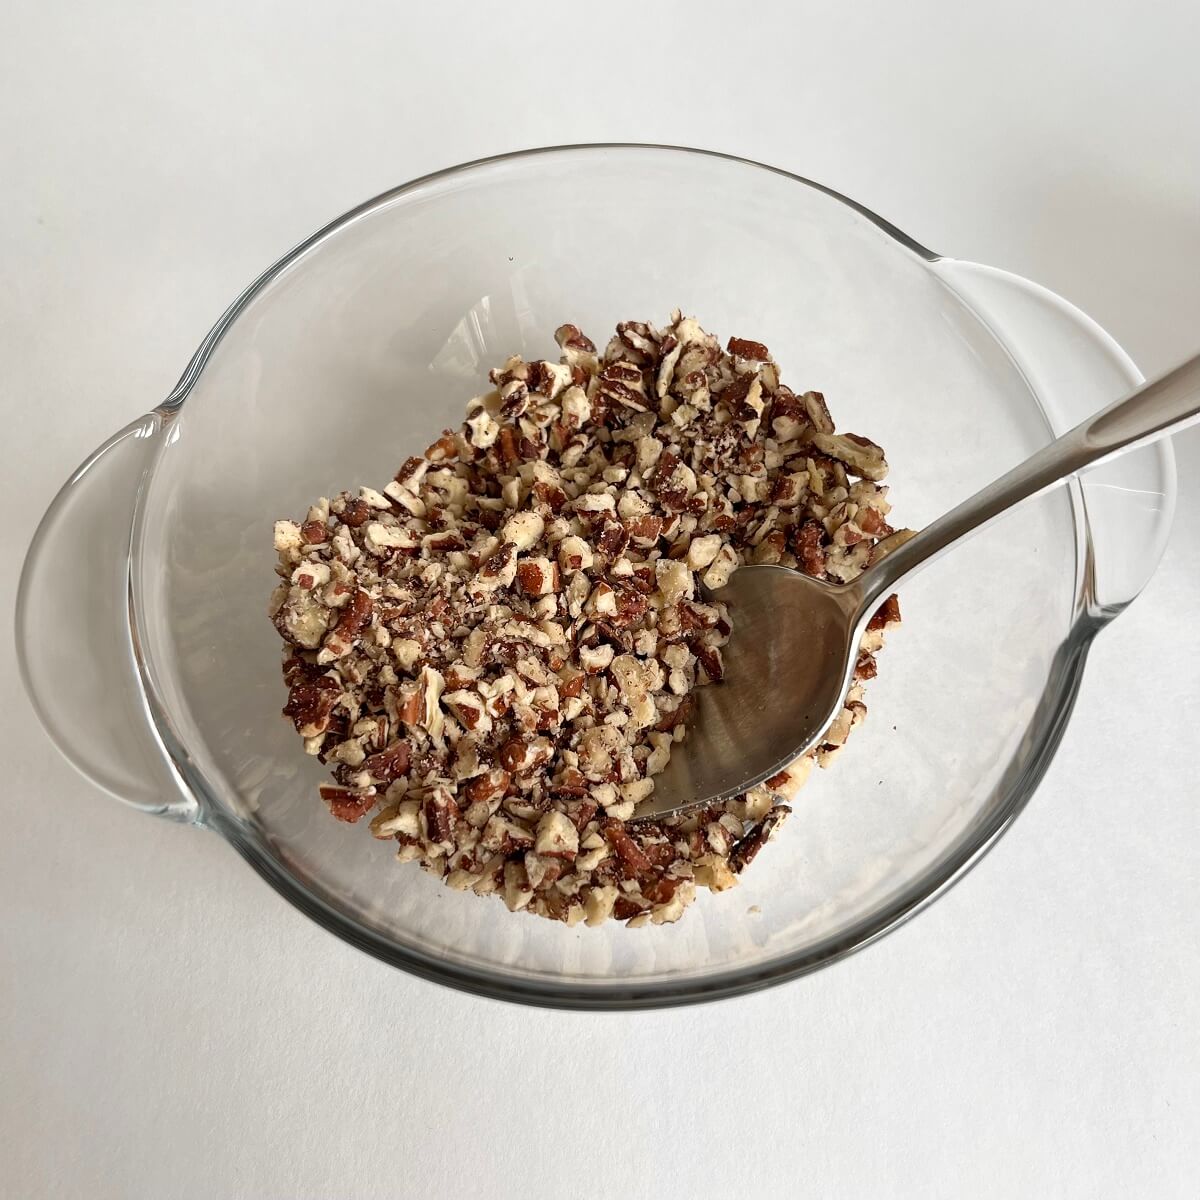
[633,352,1200,822]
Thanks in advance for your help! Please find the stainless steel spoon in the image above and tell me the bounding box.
[633,352,1200,822]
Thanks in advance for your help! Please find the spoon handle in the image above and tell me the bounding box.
[859,350,1200,609]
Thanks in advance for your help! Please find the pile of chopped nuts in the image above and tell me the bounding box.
[269,313,907,927]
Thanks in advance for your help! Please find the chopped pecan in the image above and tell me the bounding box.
[564,798,598,831]
[479,541,517,582]
[624,513,663,545]
[616,320,658,362]
[810,431,888,482]
[515,560,546,595]
[727,336,770,361]
[854,652,878,681]
[858,506,888,536]
[497,738,529,772]
[335,589,373,640]
[695,645,724,683]
[801,391,835,435]
[319,785,375,823]
[641,875,679,905]
[361,740,412,783]
[598,361,648,412]
[339,499,372,529]
[531,479,568,512]
[653,694,693,733]
[730,806,790,872]
[792,520,827,577]
[283,676,341,736]
[554,323,596,353]
[535,810,579,860]
[496,426,521,470]
[425,431,459,462]
[866,593,902,631]
[423,790,459,845]
[465,768,510,804]
[301,519,328,544]
[613,896,645,922]
[610,587,649,628]
[603,820,653,876]
[595,522,629,557]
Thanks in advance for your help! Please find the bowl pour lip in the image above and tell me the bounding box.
[128,143,1103,1009]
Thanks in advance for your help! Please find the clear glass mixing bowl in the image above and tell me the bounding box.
[16,146,1175,1009]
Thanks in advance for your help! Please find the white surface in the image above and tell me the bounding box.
[2,2,1198,1196]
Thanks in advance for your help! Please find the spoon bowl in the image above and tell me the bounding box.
[633,566,864,821]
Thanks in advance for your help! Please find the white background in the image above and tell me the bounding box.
[3,3,1198,1196]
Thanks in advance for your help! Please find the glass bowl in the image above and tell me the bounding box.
[16,145,1174,1009]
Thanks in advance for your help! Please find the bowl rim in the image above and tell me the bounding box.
[134,143,1120,1009]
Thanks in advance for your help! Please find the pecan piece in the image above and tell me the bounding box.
[595,522,629,557]
[858,506,890,536]
[612,896,646,922]
[425,431,459,462]
[335,589,373,640]
[616,320,658,362]
[792,520,827,577]
[727,336,770,361]
[597,361,648,412]
[641,875,679,905]
[554,323,596,354]
[730,806,791,872]
[866,593,902,631]
[282,676,341,736]
[423,790,459,845]
[801,390,835,435]
[497,738,529,772]
[624,513,663,545]
[531,479,568,512]
[339,498,370,528]
[465,769,511,804]
[563,797,598,831]
[613,586,649,625]
[603,820,653,876]
[810,431,888,482]
[534,810,579,860]
[695,645,724,683]
[319,785,375,823]
[496,426,521,470]
[653,694,693,733]
[361,740,412,784]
